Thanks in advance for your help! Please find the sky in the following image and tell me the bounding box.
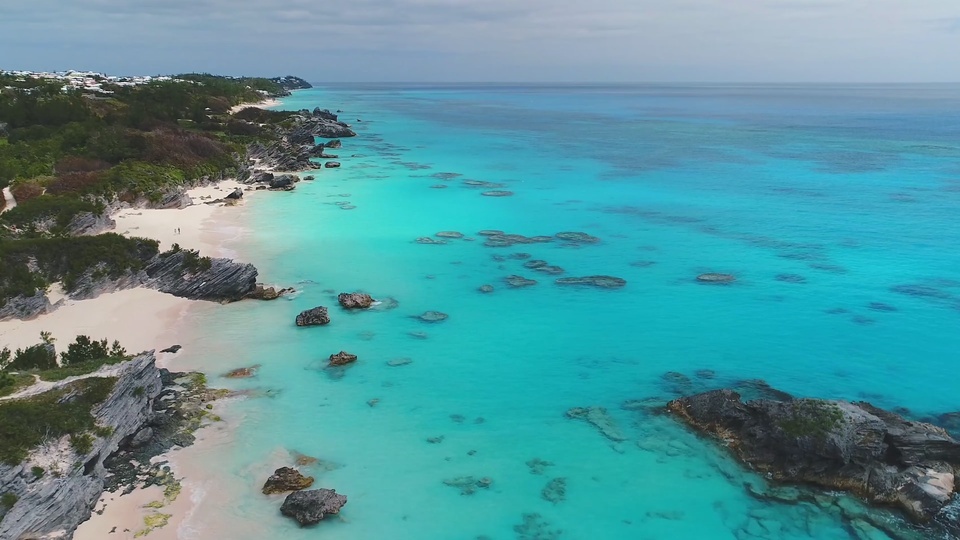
[1,0,959,82]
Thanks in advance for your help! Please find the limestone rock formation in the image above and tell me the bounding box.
[296,307,330,327]
[279,489,347,526]
[668,389,960,526]
[262,467,315,495]
[338,292,375,309]
[328,351,358,367]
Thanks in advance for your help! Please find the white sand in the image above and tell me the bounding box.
[229,97,280,114]
[0,177,273,539]
[1,186,16,213]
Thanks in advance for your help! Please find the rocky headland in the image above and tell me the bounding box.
[668,389,960,535]
[0,352,225,539]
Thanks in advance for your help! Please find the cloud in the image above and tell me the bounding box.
[1,0,959,81]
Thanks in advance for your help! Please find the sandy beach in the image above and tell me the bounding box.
[0,178,266,540]
[229,97,280,113]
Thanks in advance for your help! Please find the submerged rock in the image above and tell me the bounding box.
[338,292,375,309]
[262,467,315,495]
[415,237,447,245]
[387,358,413,367]
[296,306,330,326]
[328,351,358,367]
[324,161,341,169]
[668,389,960,525]
[477,230,505,237]
[555,276,626,289]
[247,284,295,300]
[541,478,567,504]
[436,231,465,239]
[225,365,260,379]
[415,311,449,323]
[566,407,627,442]
[443,476,493,496]
[523,260,548,269]
[479,284,495,294]
[504,275,537,288]
[696,273,737,284]
[555,231,600,244]
[481,190,514,197]
[775,273,807,284]
[526,458,554,475]
[279,489,347,526]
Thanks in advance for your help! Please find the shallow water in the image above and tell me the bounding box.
[178,84,960,539]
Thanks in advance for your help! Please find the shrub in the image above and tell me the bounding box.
[0,492,16,509]
[8,343,57,371]
[69,432,95,455]
[0,376,116,464]
[31,466,44,479]
[60,335,125,366]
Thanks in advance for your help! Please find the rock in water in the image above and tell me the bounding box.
[160,345,182,354]
[325,161,341,169]
[262,467,315,495]
[566,407,627,442]
[279,489,347,526]
[296,307,330,326]
[338,292,375,309]
[225,188,243,200]
[668,389,960,525]
[555,276,626,289]
[696,273,736,284]
[329,351,358,367]
[416,311,449,323]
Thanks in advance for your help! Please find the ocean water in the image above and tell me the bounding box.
[175,84,960,540]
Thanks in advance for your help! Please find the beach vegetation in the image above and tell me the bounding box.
[0,492,17,510]
[0,376,117,464]
[31,466,44,479]
[777,399,845,440]
[60,335,127,366]
[7,343,57,371]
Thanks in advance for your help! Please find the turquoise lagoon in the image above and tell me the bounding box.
[175,85,960,539]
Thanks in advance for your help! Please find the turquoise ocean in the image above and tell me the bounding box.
[177,84,960,539]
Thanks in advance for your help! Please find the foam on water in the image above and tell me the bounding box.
[173,84,960,539]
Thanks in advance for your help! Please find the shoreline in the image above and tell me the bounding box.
[0,179,270,539]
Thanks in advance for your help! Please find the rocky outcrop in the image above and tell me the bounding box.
[0,353,164,540]
[262,467,314,495]
[324,161,340,169]
[247,284,294,301]
[66,212,117,236]
[269,174,298,191]
[143,252,258,302]
[296,307,330,326]
[328,351,357,367]
[338,292,374,309]
[0,292,54,321]
[668,389,960,527]
[280,489,347,526]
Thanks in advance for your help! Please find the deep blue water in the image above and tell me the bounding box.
[177,84,960,540]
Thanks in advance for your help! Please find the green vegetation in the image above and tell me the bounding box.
[5,344,57,371]
[777,399,846,440]
[0,72,296,307]
[60,335,127,366]
[0,376,117,464]
[0,492,17,510]
[31,466,45,479]
[0,372,35,398]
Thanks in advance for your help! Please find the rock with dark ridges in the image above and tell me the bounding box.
[144,252,258,302]
[225,365,260,379]
[67,211,117,236]
[160,345,182,354]
[775,273,806,284]
[328,351,357,367]
[479,285,495,294]
[415,311,449,323]
[279,489,347,526]
[262,467,315,495]
[296,306,330,327]
[436,231,464,239]
[523,260,548,269]
[555,276,626,289]
[415,237,447,245]
[696,273,736,284]
[325,139,342,149]
[668,389,960,526]
[477,230,505,237]
[338,292,375,309]
[324,161,341,169]
[0,292,54,321]
[225,188,243,200]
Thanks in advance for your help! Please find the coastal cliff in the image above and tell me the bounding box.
[0,353,162,539]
